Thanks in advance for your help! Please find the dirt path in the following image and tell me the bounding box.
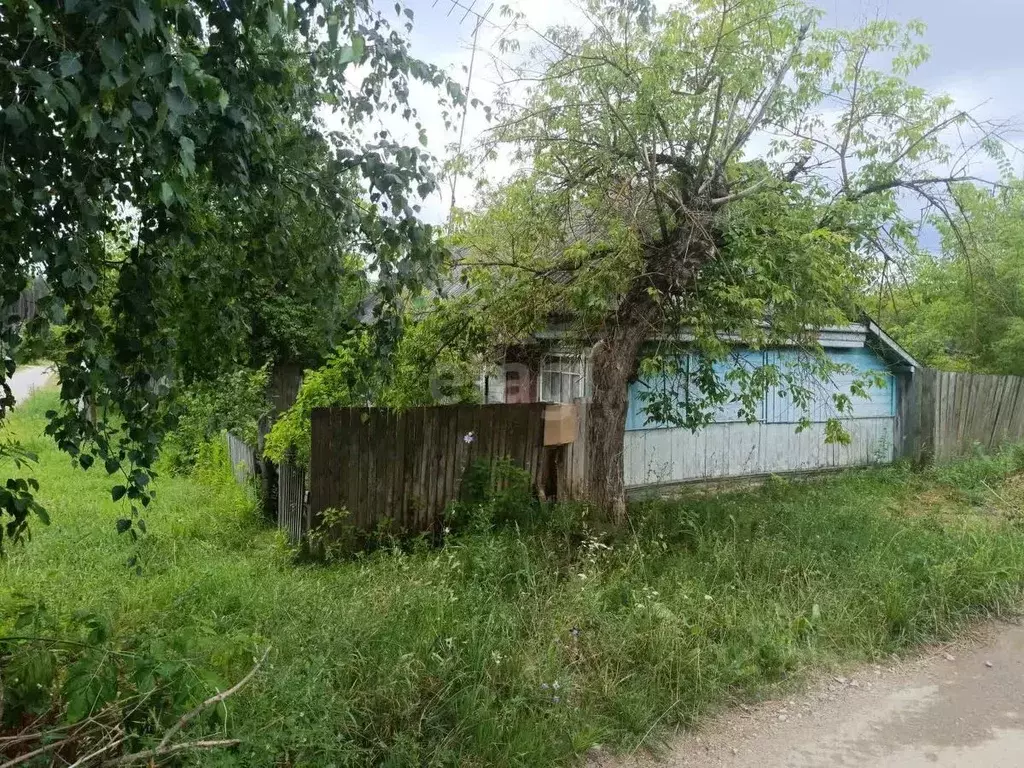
[8,364,52,406]
[601,620,1024,768]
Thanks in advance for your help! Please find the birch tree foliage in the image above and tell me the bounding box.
[0,0,463,547]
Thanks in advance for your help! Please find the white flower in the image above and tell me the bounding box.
[463,431,475,444]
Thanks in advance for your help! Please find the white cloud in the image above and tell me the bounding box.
[355,0,596,224]
[330,0,1024,227]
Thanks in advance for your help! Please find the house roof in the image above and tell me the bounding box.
[532,317,918,371]
[862,314,920,371]
[372,246,921,372]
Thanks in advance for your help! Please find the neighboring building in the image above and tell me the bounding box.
[479,317,919,489]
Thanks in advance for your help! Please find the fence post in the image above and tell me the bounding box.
[916,368,937,466]
[562,400,589,500]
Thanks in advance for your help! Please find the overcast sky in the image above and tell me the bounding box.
[378,0,1024,223]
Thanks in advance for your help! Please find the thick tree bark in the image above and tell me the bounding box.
[584,227,708,521]
[586,303,655,522]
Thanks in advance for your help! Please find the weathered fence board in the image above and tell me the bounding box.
[226,432,258,486]
[277,461,307,545]
[899,368,1024,464]
[310,403,548,534]
[226,432,308,545]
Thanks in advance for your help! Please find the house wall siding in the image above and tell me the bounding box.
[623,345,898,485]
[624,417,894,487]
[626,346,896,430]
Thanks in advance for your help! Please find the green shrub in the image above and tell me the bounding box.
[448,458,538,530]
[160,367,269,473]
[14,322,65,365]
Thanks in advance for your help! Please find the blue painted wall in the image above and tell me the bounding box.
[626,346,896,431]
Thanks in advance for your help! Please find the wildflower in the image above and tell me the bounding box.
[463,431,475,444]
[704,594,713,601]
[569,626,581,639]
[540,682,550,690]
[552,681,561,690]
[552,696,561,704]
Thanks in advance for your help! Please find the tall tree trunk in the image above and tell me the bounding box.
[586,306,653,522]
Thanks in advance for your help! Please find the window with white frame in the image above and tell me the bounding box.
[540,354,587,403]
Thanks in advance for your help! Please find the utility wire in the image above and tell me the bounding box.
[447,3,493,230]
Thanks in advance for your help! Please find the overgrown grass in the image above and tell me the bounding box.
[4,390,1024,766]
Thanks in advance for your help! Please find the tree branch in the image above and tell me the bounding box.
[156,648,269,752]
[0,739,72,768]
[710,176,773,207]
[837,48,868,190]
[849,175,999,202]
[108,739,242,766]
[721,20,811,166]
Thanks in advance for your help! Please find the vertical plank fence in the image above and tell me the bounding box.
[226,432,309,545]
[277,460,308,545]
[226,432,258,486]
[561,400,589,500]
[310,403,548,535]
[222,365,1024,550]
[900,368,1024,464]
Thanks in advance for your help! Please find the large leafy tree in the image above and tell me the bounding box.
[879,179,1024,375]
[0,0,462,546]
[159,129,369,392]
[460,0,999,517]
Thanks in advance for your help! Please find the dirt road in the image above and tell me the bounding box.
[8,364,52,405]
[605,621,1024,768]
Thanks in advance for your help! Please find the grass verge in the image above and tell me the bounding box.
[3,390,1024,766]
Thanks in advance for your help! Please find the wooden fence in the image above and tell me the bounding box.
[901,368,1024,464]
[225,365,1024,548]
[277,460,308,544]
[309,403,548,533]
[226,432,258,486]
[226,432,309,545]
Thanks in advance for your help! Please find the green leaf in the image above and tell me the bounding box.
[99,38,125,68]
[79,454,94,469]
[265,6,282,36]
[143,52,164,75]
[116,517,132,533]
[133,0,156,33]
[160,181,174,207]
[111,485,127,502]
[64,654,118,723]
[339,35,366,65]
[165,88,195,117]
[59,52,82,78]
[105,458,120,475]
[132,100,153,120]
[179,135,196,175]
[83,613,111,644]
[137,518,147,534]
